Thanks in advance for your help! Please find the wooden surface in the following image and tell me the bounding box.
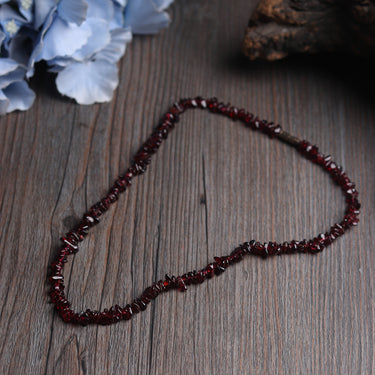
[0,1,374,374]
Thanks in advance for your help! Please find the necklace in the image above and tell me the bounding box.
[48,97,360,326]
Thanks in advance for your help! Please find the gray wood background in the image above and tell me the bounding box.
[0,1,374,374]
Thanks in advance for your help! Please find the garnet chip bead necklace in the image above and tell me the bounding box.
[48,97,360,326]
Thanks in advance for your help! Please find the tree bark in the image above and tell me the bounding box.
[243,0,375,60]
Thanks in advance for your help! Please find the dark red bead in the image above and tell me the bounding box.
[176,276,187,292]
[157,128,168,139]
[130,302,140,314]
[193,271,205,284]
[76,222,89,237]
[323,233,333,246]
[114,178,128,192]
[244,113,254,124]
[252,242,266,257]
[265,242,281,256]
[55,299,70,310]
[106,192,117,203]
[172,102,184,114]
[299,140,310,152]
[61,309,76,323]
[66,231,80,243]
[133,161,147,174]
[136,299,147,311]
[216,102,227,115]
[297,239,309,253]
[214,256,224,266]
[60,237,78,253]
[78,311,90,326]
[134,150,151,163]
[148,134,162,149]
[152,283,161,293]
[324,154,332,163]
[50,262,62,273]
[125,171,134,182]
[241,240,255,253]
[193,96,203,106]
[285,241,297,254]
[252,118,261,130]
[140,294,151,303]
[49,274,63,282]
[237,109,247,121]
[83,214,99,226]
[228,106,239,119]
[206,98,218,113]
[230,247,245,262]
[156,280,166,292]
[100,197,112,210]
[214,264,225,275]
[273,124,282,135]
[122,305,132,320]
[205,263,215,278]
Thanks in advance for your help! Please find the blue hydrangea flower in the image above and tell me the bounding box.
[0,0,174,113]
[0,57,35,113]
[124,0,173,34]
[36,0,130,104]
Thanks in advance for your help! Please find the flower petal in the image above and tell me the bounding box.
[17,0,33,22]
[34,0,56,29]
[55,59,119,105]
[72,18,111,61]
[114,0,127,6]
[151,0,174,11]
[58,0,88,26]
[46,55,75,71]
[9,31,37,67]
[86,0,114,21]
[2,80,35,112]
[27,7,56,76]
[124,0,171,34]
[0,58,19,75]
[0,66,25,89]
[0,29,5,45]
[0,89,10,115]
[110,2,125,29]
[35,15,92,61]
[95,27,131,63]
[0,4,27,22]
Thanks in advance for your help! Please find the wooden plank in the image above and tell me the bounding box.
[0,1,374,374]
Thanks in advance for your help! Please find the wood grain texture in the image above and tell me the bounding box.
[0,1,374,374]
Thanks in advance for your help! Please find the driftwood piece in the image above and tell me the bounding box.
[243,0,375,60]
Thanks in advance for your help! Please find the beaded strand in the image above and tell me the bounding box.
[48,97,360,326]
